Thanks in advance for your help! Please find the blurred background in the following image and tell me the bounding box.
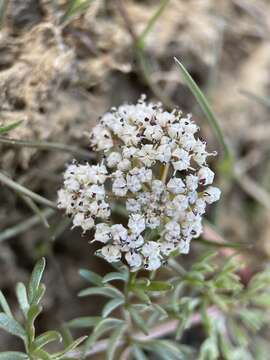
[0,0,270,354]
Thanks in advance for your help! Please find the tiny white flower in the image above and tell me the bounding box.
[146,256,162,270]
[148,214,161,228]
[160,241,176,256]
[203,186,221,204]
[57,189,73,211]
[111,224,128,242]
[165,221,180,236]
[126,235,144,248]
[172,148,190,171]
[194,198,206,215]
[112,176,128,196]
[73,213,94,231]
[94,223,111,243]
[101,245,121,262]
[198,167,215,185]
[141,241,160,257]
[186,175,199,191]
[117,159,131,171]
[64,178,80,192]
[86,184,105,200]
[144,125,163,141]
[126,199,141,213]
[152,180,165,197]
[90,124,113,151]
[128,214,145,235]
[125,252,142,269]
[156,143,172,163]
[179,240,190,254]
[107,152,122,168]
[167,177,186,194]
[126,174,142,193]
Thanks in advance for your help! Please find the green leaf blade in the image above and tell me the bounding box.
[174,57,232,162]
[15,283,29,318]
[0,313,26,341]
[67,316,101,329]
[102,298,125,318]
[79,269,103,286]
[107,324,127,360]
[0,352,28,360]
[102,272,128,284]
[0,120,23,135]
[34,330,62,349]
[0,290,13,318]
[28,258,46,305]
[78,286,124,299]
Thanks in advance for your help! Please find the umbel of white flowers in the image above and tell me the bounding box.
[58,96,221,271]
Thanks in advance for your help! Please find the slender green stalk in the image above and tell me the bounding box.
[60,0,94,25]
[0,136,94,159]
[0,171,57,209]
[136,0,170,49]
[174,57,231,160]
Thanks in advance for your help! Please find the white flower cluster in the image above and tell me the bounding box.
[58,96,221,271]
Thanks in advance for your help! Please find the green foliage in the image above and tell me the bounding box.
[0,120,23,135]
[1,252,270,359]
[61,255,270,359]
[174,58,231,162]
[136,0,170,50]
[60,0,94,25]
[0,258,82,360]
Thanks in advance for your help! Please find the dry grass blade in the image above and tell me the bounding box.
[0,171,57,210]
[0,208,54,243]
[0,136,94,159]
[19,194,50,229]
[234,171,270,212]
[239,89,270,108]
